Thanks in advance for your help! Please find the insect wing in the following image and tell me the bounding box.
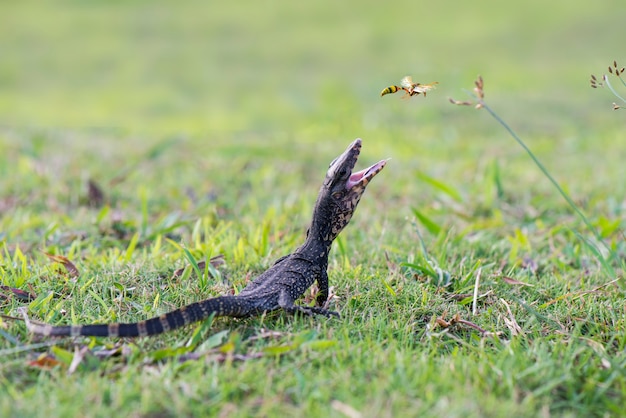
[400,76,414,89]
[413,81,439,94]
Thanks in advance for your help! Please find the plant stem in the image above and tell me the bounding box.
[603,76,626,104]
[467,92,615,277]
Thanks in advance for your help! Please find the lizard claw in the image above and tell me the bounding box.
[299,306,340,318]
[283,305,340,318]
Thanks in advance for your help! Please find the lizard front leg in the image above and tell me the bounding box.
[315,269,330,307]
[278,289,339,318]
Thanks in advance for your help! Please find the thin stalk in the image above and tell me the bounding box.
[602,75,626,104]
[465,90,615,277]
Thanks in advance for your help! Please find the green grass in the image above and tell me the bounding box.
[1,0,626,416]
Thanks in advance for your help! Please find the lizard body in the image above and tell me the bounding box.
[26,138,385,338]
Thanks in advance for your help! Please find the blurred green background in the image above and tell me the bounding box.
[1,0,624,236]
[2,0,625,256]
[1,0,623,135]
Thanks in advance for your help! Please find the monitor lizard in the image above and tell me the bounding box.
[25,138,386,338]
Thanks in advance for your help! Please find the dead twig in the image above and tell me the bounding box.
[435,312,501,338]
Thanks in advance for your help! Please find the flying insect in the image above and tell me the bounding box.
[380,76,438,98]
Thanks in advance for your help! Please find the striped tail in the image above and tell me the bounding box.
[380,85,401,97]
[24,296,255,338]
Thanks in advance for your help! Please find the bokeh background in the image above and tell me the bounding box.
[1,0,625,248]
[2,1,623,133]
[2,0,625,259]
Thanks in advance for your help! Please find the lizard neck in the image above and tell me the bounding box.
[295,216,334,266]
[293,185,350,265]
[294,237,331,266]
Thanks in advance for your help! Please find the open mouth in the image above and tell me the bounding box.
[346,159,387,189]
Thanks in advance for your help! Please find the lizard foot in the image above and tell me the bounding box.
[297,306,340,318]
[283,305,340,318]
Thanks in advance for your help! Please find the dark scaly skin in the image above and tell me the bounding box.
[25,139,386,338]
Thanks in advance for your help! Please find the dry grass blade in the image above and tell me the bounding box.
[177,351,264,363]
[541,278,620,308]
[472,268,481,316]
[171,254,226,279]
[500,276,533,287]
[68,346,90,375]
[331,400,363,418]
[500,299,523,337]
[447,290,493,301]
[245,329,288,342]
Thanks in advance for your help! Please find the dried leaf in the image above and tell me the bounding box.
[500,276,533,287]
[172,254,225,279]
[435,312,497,337]
[28,353,62,369]
[43,252,80,278]
[435,317,451,328]
[0,285,36,301]
[87,179,105,208]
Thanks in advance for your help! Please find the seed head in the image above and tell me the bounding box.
[448,97,472,106]
[590,74,603,88]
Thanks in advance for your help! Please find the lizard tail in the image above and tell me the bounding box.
[24,296,254,338]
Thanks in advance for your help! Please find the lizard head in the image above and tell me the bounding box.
[311,138,386,243]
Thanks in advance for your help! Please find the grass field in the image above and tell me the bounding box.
[1,0,626,416]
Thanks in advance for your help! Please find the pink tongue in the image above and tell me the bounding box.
[345,159,387,189]
[346,170,365,189]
